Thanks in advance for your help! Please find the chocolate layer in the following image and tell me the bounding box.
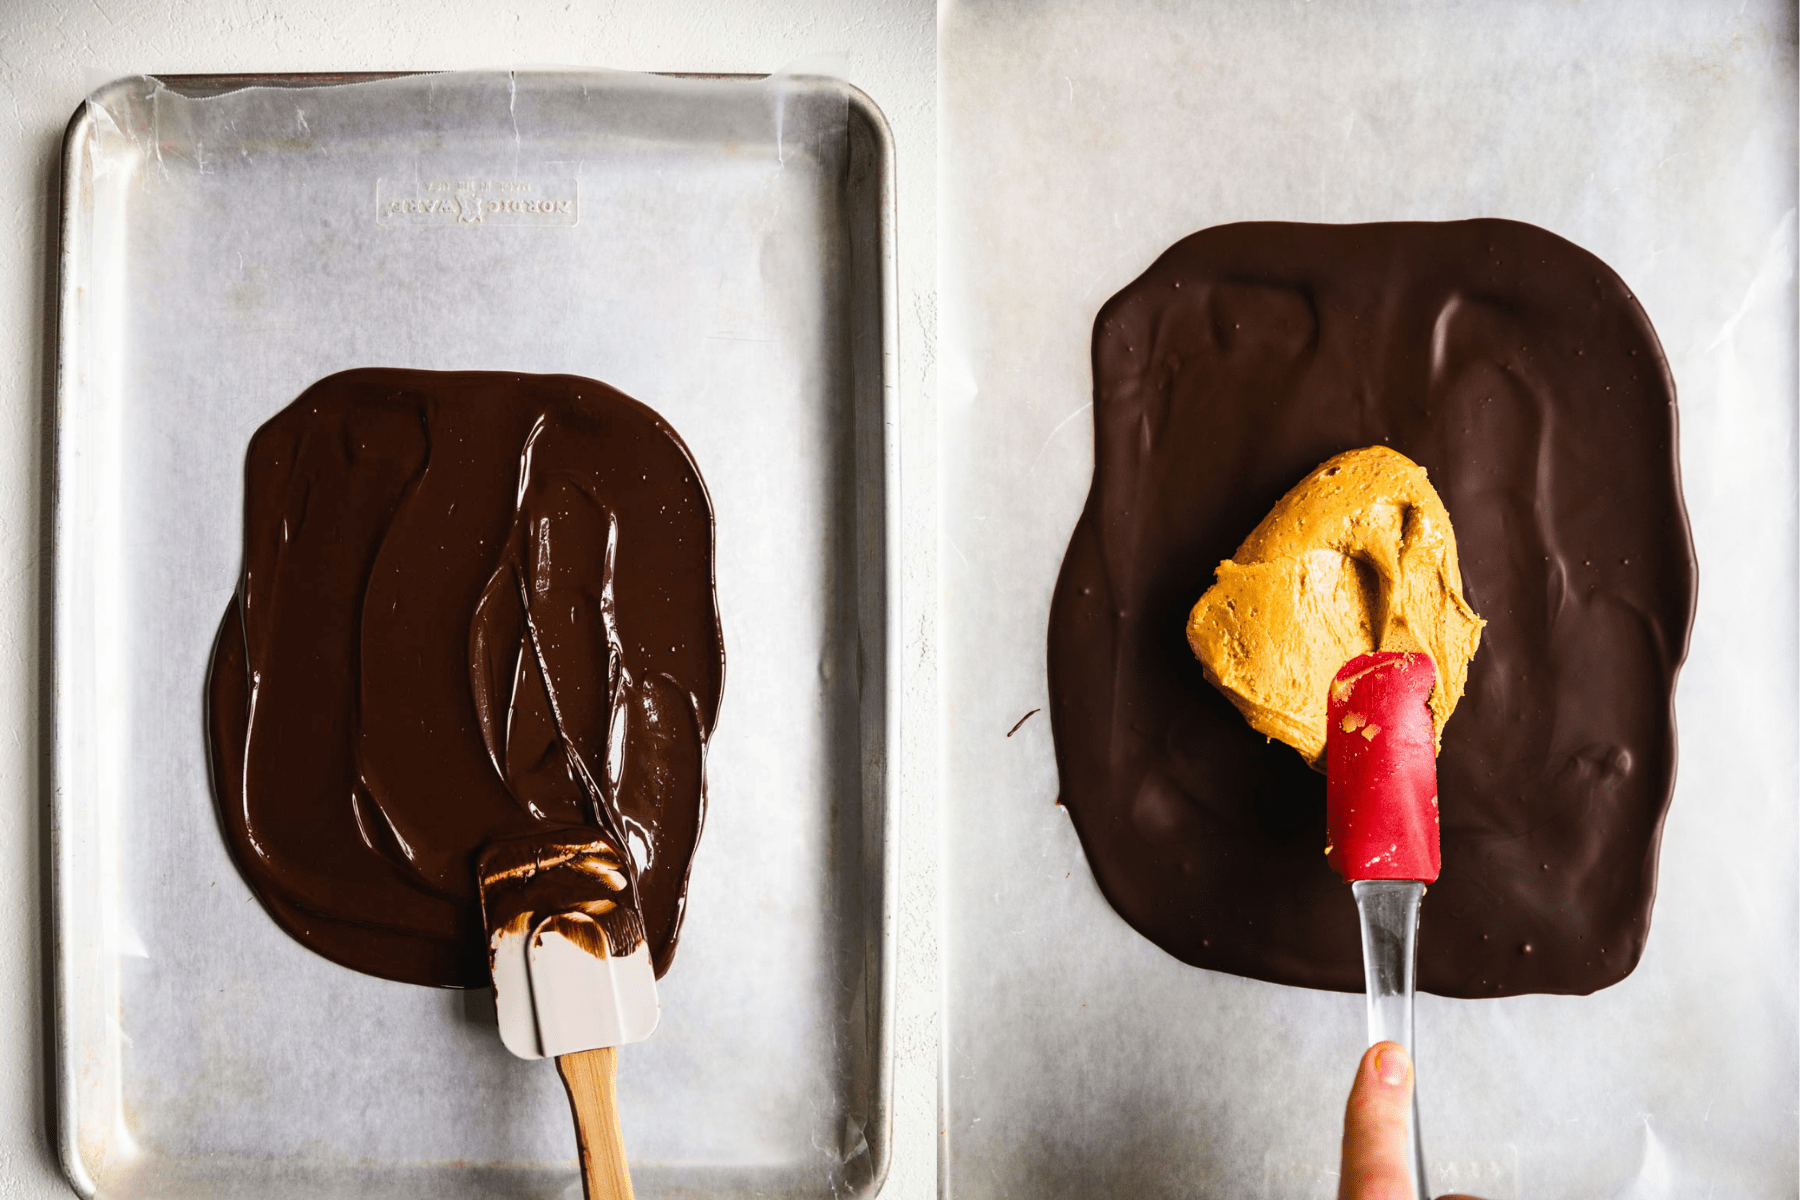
[476,829,642,965]
[1048,220,1695,997]
[207,369,722,988]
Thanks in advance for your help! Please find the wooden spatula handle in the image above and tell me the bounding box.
[556,1047,635,1200]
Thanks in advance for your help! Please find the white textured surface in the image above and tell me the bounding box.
[0,4,935,1199]
[941,1,1795,1197]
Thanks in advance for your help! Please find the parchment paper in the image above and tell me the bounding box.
[940,2,1797,1195]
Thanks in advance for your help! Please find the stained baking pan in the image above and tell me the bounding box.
[53,70,898,1199]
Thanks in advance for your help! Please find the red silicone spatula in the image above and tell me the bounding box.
[1326,651,1439,1200]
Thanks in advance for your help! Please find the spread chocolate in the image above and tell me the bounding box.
[477,829,642,965]
[206,368,723,989]
[1048,220,1695,997]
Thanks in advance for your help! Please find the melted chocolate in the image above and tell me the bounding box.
[1048,220,1695,997]
[476,829,642,966]
[207,369,723,989]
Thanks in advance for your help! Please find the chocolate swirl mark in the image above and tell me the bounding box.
[478,833,645,965]
[467,408,691,964]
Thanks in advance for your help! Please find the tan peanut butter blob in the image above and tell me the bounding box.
[1185,445,1485,770]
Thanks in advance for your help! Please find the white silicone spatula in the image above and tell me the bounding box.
[478,832,661,1200]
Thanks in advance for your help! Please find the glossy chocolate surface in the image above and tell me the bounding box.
[207,369,722,988]
[1048,220,1695,997]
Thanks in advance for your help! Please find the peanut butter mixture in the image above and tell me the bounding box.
[1186,445,1484,769]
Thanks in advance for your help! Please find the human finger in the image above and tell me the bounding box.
[1338,1041,1415,1200]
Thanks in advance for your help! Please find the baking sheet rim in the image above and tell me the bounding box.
[48,68,903,1198]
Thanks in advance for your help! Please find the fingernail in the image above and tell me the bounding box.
[1374,1045,1411,1087]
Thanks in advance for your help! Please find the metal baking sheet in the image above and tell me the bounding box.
[940,1,1795,1197]
[53,70,898,1199]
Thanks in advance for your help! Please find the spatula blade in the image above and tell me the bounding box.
[1325,651,1441,883]
[478,830,661,1060]
[491,923,659,1060]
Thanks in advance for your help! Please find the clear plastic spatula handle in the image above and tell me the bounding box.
[1353,880,1430,1200]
